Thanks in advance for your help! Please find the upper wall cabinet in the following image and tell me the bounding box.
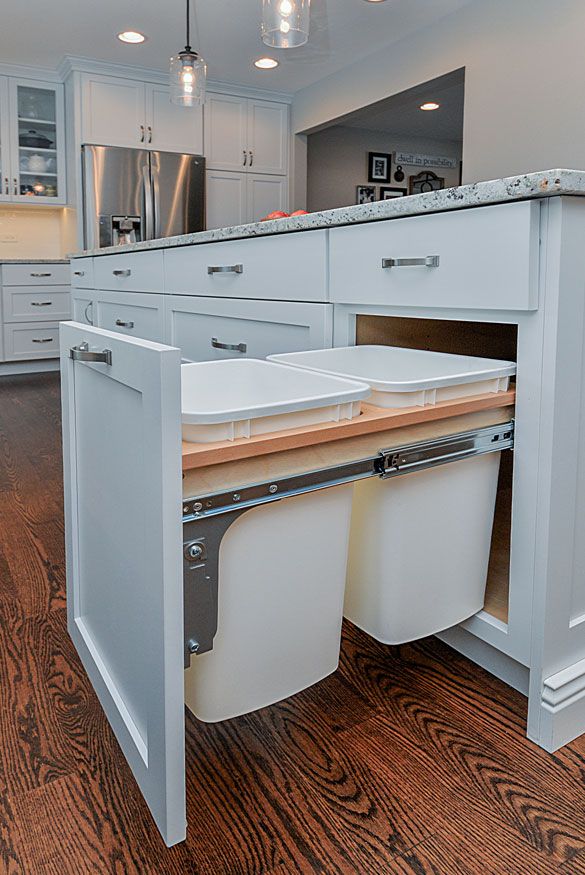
[0,77,66,205]
[205,93,288,175]
[81,74,203,155]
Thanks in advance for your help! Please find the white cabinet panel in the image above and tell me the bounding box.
[71,290,95,325]
[146,84,203,154]
[70,258,94,289]
[94,290,165,342]
[82,74,145,148]
[247,99,288,175]
[204,93,248,172]
[164,229,328,302]
[3,321,60,359]
[94,250,164,293]
[2,286,70,322]
[330,201,540,311]
[247,174,288,224]
[165,295,332,362]
[205,169,247,230]
[3,263,70,285]
[0,76,11,203]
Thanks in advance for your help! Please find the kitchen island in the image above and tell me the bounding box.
[69,168,585,762]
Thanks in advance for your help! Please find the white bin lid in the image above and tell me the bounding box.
[181,359,370,424]
[268,345,516,393]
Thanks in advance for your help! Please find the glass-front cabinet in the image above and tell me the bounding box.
[0,78,66,205]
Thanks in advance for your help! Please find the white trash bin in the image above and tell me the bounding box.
[181,358,368,721]
[269,345,516,643]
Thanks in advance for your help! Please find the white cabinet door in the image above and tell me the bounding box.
[71,291,95,325]
[60,322,185,846]
[165,295,332,362]
[0,75,11,203]
[247,174,288,224]
[145,84,203,154]
[247,99,288,175]
[205,169,247,230]
[204,93,248,172]
[82,74,146,148]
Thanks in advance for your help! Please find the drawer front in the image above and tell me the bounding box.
[3,322,60,360]
[94,251,164,293]
[71,291,95,325]
[70,258,95,289]
[330,201,540,311]
[164,229,328,302]
[2,263,70,286]
[94,291,165,342]
[166,295,332,362]
[2,286,71,323]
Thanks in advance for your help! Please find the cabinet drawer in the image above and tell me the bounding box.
[330,201,540,311]
[94,291,165,342]
[2,286,71,322]
[70,258,94,289]
[164,230,328,302]
[3,322,60,360]
[166,295,332,362]
[2,263,70,286]
[94,250,164,293]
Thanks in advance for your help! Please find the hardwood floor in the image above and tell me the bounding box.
[1,372,585,874]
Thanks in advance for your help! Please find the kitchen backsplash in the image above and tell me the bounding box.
[0,207,76,259]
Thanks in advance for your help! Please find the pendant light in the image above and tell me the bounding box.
[261,0,310,49]
[170,0,206,107]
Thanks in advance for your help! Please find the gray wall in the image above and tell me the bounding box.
[293,0,585,184]
[307,126,462,212]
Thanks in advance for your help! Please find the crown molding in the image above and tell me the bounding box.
[0,61,61,82]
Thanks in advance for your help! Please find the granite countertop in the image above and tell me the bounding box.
[0,258,69,264]
[72,169,585,259]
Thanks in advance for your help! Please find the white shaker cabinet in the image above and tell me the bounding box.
[81,74,203,154]
[205,92,288,176]
[206,170,288,229]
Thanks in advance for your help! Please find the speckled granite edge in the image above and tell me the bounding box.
[71,169,585,259]
[0,258,70,264]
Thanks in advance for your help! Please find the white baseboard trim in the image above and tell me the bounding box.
[0,360,59,376]
[529,658,585,751]
[437,625,529,696]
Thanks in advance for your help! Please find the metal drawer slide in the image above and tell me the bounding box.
[182,420,514,666]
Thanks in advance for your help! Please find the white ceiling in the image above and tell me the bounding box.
[0,0,477,93]
[339,70,465,141]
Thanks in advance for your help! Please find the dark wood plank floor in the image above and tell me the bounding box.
[1,372,585,874]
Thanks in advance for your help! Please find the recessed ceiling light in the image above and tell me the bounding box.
[254,57,279,69]
[117,31,146,44]
[420,102,440,111]
[362,1,388,3]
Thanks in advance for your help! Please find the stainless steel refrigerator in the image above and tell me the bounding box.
[82,144,205,249]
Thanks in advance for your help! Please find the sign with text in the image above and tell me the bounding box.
[394,152,458,169]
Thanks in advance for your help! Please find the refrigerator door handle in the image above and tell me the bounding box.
[152,164,160,240]
[142,164,154,240]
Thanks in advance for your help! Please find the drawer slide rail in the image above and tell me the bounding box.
[182,420,514,667]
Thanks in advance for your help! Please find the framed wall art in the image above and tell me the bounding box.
[367,152,392,183]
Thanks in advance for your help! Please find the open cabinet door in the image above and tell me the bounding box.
[60,322,186,846]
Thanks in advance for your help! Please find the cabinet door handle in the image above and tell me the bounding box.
[13,178,17,196]
[32,337,54,343]
[84,302,94,325]
[382,256,440,269]
[243,150,247,167]
[31,301,52,307]
[4,177,8,195]
[249,150,253,167]
[115,319,135,328]
[207,264,243,275]
[211,337,247,353]
[70,342,111,365]
[147,125,152,143]
[140,124,145,143]
[30,272,52,277]
[74,270,85,277]
[112,269,131,277]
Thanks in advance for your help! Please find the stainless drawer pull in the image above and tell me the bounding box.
[211,337,247,353]
[30,272,52,277]
[84,302,94,325]
[69,342,112,365]
[115,319,135,328]
[207,264,244,275]
[382,256,440,269]
[113,269,131,277]
[74,270,85,277]
[32,337,54,343]
[31,301,52,307]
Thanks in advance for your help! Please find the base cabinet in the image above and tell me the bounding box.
[0,263,70,363]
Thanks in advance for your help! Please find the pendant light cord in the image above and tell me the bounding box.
[185,0,191,50]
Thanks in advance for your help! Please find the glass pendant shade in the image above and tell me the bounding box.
[170,49,206,106]
[261,0,310,48]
